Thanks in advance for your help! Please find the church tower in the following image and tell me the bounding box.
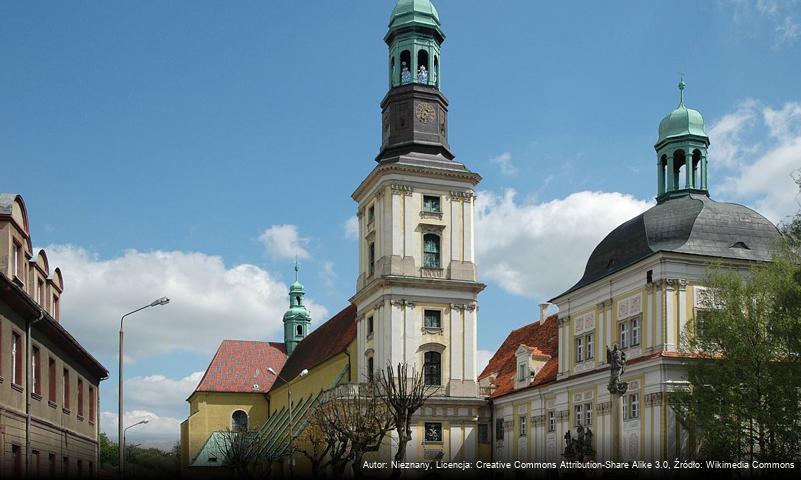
[283,263,311,355]
[655,79,710,201]
[351,0,484,460]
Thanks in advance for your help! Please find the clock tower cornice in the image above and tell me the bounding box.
[352,162,481,201]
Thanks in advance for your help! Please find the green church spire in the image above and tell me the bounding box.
[654,79,710,202]
[283,260,311,355]
[386,0,444,89]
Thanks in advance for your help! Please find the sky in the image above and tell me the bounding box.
[2,0,800,449]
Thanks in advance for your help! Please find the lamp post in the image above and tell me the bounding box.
[118,297,169,479]
[267,367,308,477]
[123,419,149,466]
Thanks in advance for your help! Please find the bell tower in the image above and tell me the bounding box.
[283,262,311,355]
[654,80,710,202]
[351,0,485,462]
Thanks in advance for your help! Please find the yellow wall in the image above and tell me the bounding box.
[180,391,269,468]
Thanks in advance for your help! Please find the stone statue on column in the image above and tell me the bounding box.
[606,344,628,395]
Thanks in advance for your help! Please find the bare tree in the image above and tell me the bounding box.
[376,363,435,479]
[213,428,274,480]
[317,383,395,479]
[294,406,333,478]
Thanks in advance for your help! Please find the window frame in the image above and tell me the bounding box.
[423,351,441,386]
[32,346,41,396]
[423,309,442,329]
[547,410,556,433]
[12,331,23,386]
[368,242,376,276]
[367,315,374,336]
[48,357,57,404]
[422,195,441,213]
[63,368,70,410]
[519,415,527,437]
[422,234,441,269]
[495,418,504,441]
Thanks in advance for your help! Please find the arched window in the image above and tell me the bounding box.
[672,149,686,190]
[400,50,412,84]
[369,242,376,276]
[296,324,303,336]
[424,351,441,386]
[295,295,302,306]
[417,50,429,84]
[433,55,439,87]
[423,234,440,268]
[659,154,668,195]
[391,56,396,86]
[232,410,248,432]
[691,149,702,189]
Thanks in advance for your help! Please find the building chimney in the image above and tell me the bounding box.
[539,303,550,323]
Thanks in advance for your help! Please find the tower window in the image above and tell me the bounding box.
[423,234,441,269]
[423,351,441,386]
[296,325,303,336]
[232,410,248,432]
[424,309,441,329]
[400,50,411,84]
[295,295,302,306]
[423,195,441,213]
[673,149,686,190]
[692,149,702,188]
[367,316,374,336]
[367,205,375,224]
[433,55,439,87]
[369,242,376,276]
[417,50,429,84]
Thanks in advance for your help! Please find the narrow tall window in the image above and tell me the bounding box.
[13,241,22,278]
[574,404,583,427]
[32,346,41,395]
[12,332,22,386]
[630,393,640,419]
[367,356,374,380]
[89,386,95,423]
[63,369,70,409]
[519,415,527,437]
[48,357,56,403]
[423,351,441,386]
[38,279,45,305]
[368,242,375,276]
[631,318,641,346]
[585,403,593,426]
[367,205,375,224]
[548,411,556,432]
[78,379,84,417]
[575,337,583,363]
[619,322,628,348]
[423,234,440,268]
[495,419,504,440]
[424,309,441,329]
[367,316,374,336]
[517,363,526,382]
[53,295,60,320]
[296,325,303,336]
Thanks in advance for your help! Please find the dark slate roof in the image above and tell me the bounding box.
[478,314,559,398]
[555,193,781,299]
[270,304,357,390]
[194,340,287,394]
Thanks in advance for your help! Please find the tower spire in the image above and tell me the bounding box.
[678,76,686,106]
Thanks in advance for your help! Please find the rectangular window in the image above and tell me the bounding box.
[630,393,640,419]
[367,205,375,224]
[423,195,441,213]
[63,369,70,409]
[495,419,504,440]
[77,459,83,477]
[63,457,69,477]
[631,317,641,346]
[586,333,594,359]
[423,234,441,269]
[38,279,45,305]
[424,422,443,442]
[619,322,628,348]
[424,309,441,329]
[368,242,375,276]
[517,363,527,382]
[548,410,556,432]
[574,404,583,427]
[423,351,441,386]
[478,424,489,444]
[367,316,374,335]
[32,450,40,478]
[519,415,527,437]
[12,332,22,386]
[49,357,57,403]
[575,337,583,363]
[585,403,593,426]
[78,379,84,417]
[13,241,22,278]
[89,386,95,423]
[53,295,60,320]
[367,357,374,380]
[49,453,55,479]
[33,346,41,395]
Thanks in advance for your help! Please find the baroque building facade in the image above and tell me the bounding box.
[0,193,108,478]
[479,81,781,464]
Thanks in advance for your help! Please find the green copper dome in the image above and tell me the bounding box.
[389,0,441,30]
[657,80,707,145]
[289,280,304,293]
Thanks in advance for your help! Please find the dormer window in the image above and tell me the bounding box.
[12,241,22,279]
[517,363,527,382]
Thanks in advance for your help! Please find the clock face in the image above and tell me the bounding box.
[416,103,436,124]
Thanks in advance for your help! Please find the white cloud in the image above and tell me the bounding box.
[125,371,205,419]
[344,215,359,240]
[101,410,182,451]
[44,246,328,361]
[708,99,759,169]
[318,260,337,290]
[724,0,801,47]
[776,15,801,46]
[476,349,494,375]
[258,224,310,260]
[713,101,801,223]
[475,189,652,299]
[490,152,517,176]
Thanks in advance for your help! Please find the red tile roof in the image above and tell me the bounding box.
[194,340,287,394]
[270,304,357,390]
[479,314,559,398]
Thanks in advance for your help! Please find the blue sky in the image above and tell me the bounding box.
[2,1,800,447]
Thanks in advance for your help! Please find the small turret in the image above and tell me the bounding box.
[283,261,311,355]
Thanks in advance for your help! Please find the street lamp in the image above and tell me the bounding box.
[123,419,149,461]
[267,367,308,477]
[118,297,169,479]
